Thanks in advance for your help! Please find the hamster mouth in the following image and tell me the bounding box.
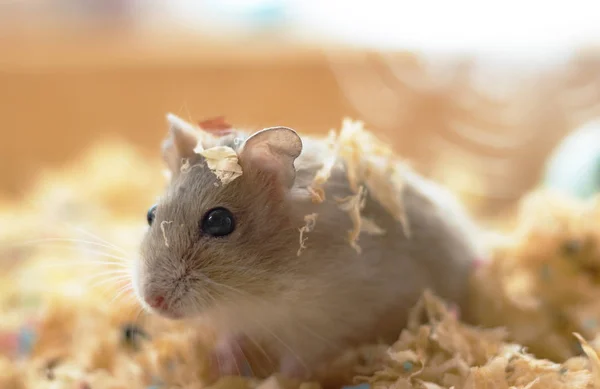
[151,298,188,320]
[137,290,186,320]
[155,309,184,320]
[146,301,185,320]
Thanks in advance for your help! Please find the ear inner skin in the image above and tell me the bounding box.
[240,126,303,189]
[162,114,200,174]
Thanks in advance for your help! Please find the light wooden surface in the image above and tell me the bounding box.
[0,27,354,194]
[1,23,598,220]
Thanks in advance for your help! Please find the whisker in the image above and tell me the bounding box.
[19,244,132,265]
[60,247,131,263]
[86,276,131,295]
[70,225,130,256]
[80,268,131,280]
[232,338,243,377]
[8,238,130,255]
[199,279,310,373]
[91,275,132,296]
[189,292,211,314]
[118,300,146,325]
[246,316,309,374]
[109,284,135,306]
[31,260,129,271]
[242,333,274,375]
[184,240,204,264]
[131,306,146,325]
[200,265,265,273]
[88,275,132,291]
[215,343,224,378]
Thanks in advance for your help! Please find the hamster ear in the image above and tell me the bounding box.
[162,113,200,173]
[239,126,302,188]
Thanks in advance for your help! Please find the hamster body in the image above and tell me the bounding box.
[132,114,481,381]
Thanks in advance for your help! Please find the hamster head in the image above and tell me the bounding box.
[132,114,303,320]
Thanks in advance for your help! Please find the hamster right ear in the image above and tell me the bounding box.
[162,113,200,173]
[239,126,302,189]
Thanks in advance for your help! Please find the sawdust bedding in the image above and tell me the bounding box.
[1,119,600,389]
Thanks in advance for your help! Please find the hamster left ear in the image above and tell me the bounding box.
[239,126,302,188]
[162,113,201,173]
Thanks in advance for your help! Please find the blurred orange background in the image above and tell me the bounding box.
[1,0,599,223]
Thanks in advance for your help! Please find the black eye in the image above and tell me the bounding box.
[201,207,235,237]
[147,204,157,226]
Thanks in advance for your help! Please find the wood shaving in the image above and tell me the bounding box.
[160,220,173,247]
[338,119,410,237]
[335,186,368,254]
[360,217,385,235]
[309,118,411,251]
[350,290,600,389]
[297,213,318,256]
[196,146,243,185]
[307,186,325,204]
[471,189,600,363]
[180,158,191,173]
[573,333,600,387]
[310,130,339,203]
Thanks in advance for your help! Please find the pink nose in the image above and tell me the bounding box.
[146,295,167,310]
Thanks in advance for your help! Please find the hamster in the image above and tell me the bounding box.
[131,113,482,381]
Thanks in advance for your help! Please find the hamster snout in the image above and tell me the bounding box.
[137,281,187,319]
[143,295,180,317]
[136,279,184,319]
[146,295,166,310]
[133,259,195,320]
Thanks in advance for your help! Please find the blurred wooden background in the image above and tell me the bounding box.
[1,15,599,221]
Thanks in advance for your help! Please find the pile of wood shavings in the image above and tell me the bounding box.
[3,134,600,388]
[308,118,411,253]
[347,290,600,389]
[3,285,600,389]
[470,190,600,362]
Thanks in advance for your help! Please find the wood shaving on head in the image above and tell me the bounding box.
[197,146,243,185]
[180,158,191,173]
[297,213,318,257]
[160,221,173,247]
